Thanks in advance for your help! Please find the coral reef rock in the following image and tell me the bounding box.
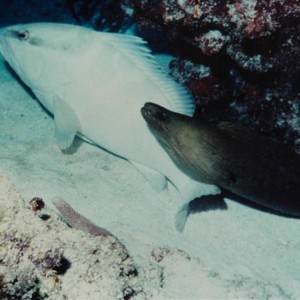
[124,0,300,152]
[64,0,300,151]
[0,174,144,299]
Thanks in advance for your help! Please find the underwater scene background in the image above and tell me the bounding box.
[0,1,300,299]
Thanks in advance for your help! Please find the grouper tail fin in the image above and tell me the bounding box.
[174,181,221,232]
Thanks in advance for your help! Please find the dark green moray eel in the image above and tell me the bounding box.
[141,102,300,217]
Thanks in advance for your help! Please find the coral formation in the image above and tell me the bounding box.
[65,0,133,31]
[0,174,143,299]
[124,0,300,152]
[148,246,292,299]
[70,0,300,152]
[29,197,45,212]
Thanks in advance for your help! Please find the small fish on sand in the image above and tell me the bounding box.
[52,197,113,237]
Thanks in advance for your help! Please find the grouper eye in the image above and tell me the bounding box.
[17,30,30,41]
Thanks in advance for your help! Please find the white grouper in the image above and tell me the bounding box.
[0,22,220,231]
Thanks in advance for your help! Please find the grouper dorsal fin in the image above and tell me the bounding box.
[53,96,80,150]
[98,32,195,117]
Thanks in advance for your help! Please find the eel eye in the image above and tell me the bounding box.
[18,30,30,41]
[156,110,168,122]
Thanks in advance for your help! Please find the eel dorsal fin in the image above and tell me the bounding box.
[217,121,272,148]
[217,121,258,139]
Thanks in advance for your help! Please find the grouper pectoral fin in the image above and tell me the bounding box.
[130,161,168,192]
[53,97,80,150]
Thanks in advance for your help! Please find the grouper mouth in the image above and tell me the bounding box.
[0,28,22,77]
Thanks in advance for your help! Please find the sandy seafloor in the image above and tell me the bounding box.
[1,3,300,299]
[1,51,300,299]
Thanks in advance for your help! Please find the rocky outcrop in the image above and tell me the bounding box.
[0,174,143,299]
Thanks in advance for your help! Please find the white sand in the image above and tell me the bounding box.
[1,54,300,299]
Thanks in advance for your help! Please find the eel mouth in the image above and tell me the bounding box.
[141,102,180,156]
[141,102,169,133]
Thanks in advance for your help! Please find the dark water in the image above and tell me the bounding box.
[0,0,74,27]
